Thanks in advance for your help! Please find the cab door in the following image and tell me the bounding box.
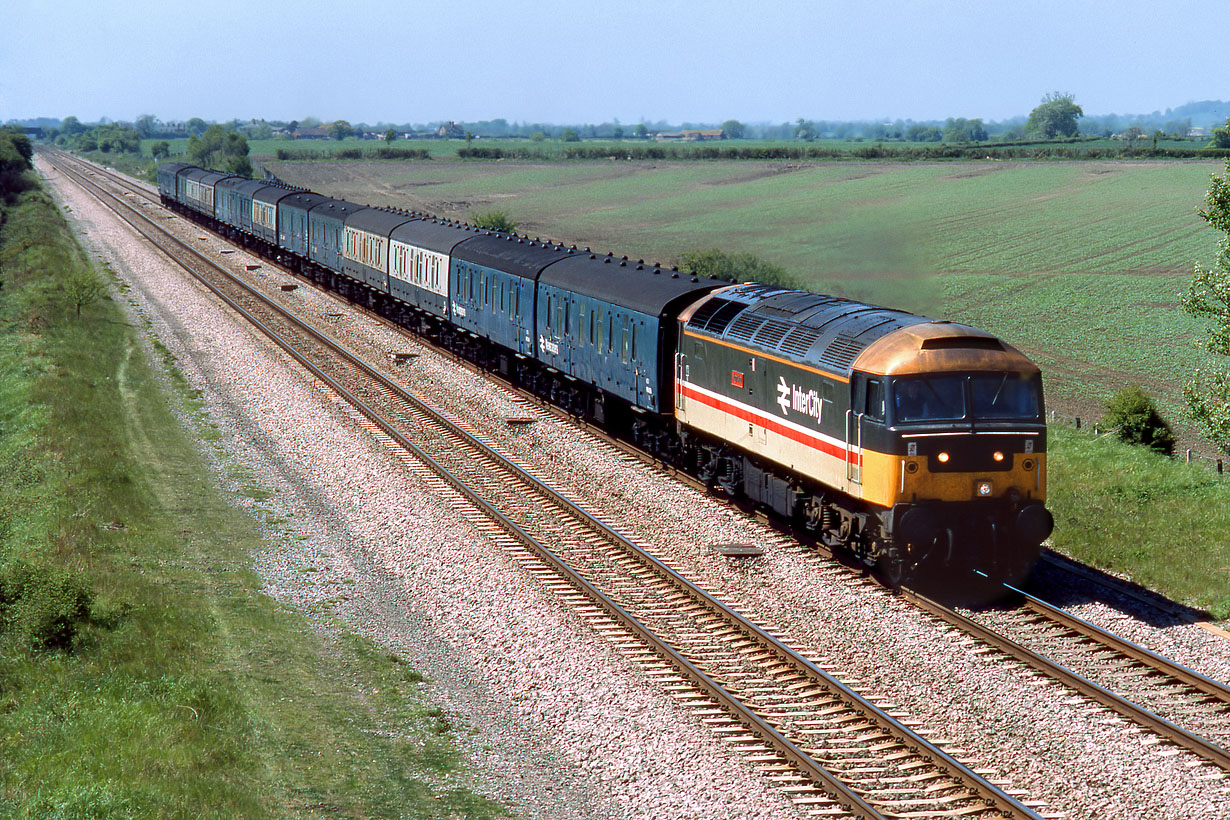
[846,376,865,484]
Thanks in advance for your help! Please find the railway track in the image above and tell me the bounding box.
[903,582,1230,773]
[45,149,1059,819]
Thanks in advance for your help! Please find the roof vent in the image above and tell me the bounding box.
[590,254,597,259]
[672,272,679,278]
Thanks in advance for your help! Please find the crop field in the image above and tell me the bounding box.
[265,157,1225,447]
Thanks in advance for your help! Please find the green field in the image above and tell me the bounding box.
[265,158,1225,449]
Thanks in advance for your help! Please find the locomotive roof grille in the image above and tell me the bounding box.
[818,334,866,371]
[751,318,792,348]
[778,326,823,357]
[727,312,765,343]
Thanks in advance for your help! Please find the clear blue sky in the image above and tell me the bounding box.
[4,0,1223,125]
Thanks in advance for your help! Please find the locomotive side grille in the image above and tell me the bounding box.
[819,334,865,370]
[779,326,822,357]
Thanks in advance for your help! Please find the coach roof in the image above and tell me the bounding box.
[540,253,725,317]
[389,218,480,255]
[452,233,565,280]
[344,207,418,236]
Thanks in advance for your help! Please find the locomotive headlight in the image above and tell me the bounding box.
[992,451,1005,462]
[976,481,993,497]
[937,452,950,463]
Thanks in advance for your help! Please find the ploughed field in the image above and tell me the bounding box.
[266,158,1224,450]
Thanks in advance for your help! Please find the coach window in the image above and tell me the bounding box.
[546,295,553,331]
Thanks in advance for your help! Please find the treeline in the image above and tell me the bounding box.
[456,143,1230,162]
[52,122,141,154]
[275,146,430,161]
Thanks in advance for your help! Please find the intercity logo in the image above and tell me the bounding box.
[777,376,823,423]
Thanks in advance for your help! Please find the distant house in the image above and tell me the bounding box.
[293,127,331,140]
[1189,127,1210,138]
[654,129,725,142]
[436,121,465,139]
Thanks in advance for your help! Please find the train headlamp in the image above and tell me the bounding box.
[976,481,994,497]
[993,451,1005,462]
[937,452,950,463]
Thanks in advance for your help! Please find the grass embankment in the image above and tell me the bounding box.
[0,183,503,815]
[1047,424,1230,619]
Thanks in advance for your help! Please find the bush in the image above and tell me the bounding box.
[1103,385,1176,455]
[678,248,802,289]
[0,560,93,651]
[471,209,517,233]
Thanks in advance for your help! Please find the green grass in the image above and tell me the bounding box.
[1047,424,1230,619]
[0,181,504,816]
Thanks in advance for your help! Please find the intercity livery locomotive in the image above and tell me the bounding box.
[158,161,1053,585]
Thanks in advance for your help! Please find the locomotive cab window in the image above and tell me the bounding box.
[866,379,885,422]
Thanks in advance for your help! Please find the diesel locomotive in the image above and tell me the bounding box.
[158,161,1053,585]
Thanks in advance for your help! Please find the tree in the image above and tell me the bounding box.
[61,267,107,318]
[0,127,35,203]
[1026,92,1083,138]
[385,128,397,144]
[150,141,171,160]
[634,123,648,139]
[330,120,352,140]
[1209,119,1230,150]
[906,125,942,142]
[1181,159,1230,451]
[60,115,86,136]
[721,119,746,140]
[560,128,580,142]
[943,118,987,142]
[795,118,817,141]
[185,117,207,136]
[187,125,251,176]
[134,114,159,138]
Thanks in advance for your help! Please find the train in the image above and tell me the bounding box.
[157,160,1054,586]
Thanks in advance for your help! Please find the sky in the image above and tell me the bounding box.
[3,0,1224,126]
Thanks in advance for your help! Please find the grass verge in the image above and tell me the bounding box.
[1047,423,1230,619]
[0,181,505,816]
